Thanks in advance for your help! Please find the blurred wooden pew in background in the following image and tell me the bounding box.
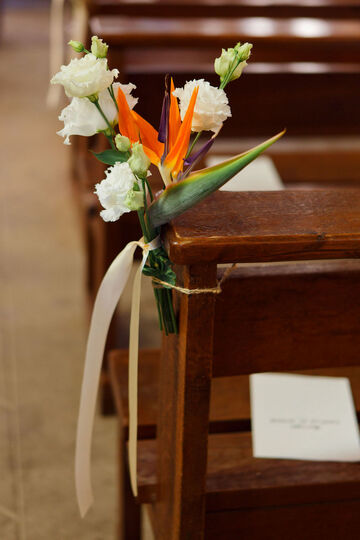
[87,0,360,19]
[93,15,360,185]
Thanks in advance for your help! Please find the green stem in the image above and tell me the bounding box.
[185,131,202,159]
[140,177,148,213]
[108,85,119,111]
[104,132,116,150]
[137,209,149,242]
[136,211,163,331]
[220,51,242,89]
[137,211,177,334]
[92,98,116,137]
[153,287,163,331]
[144,214,158,242]
[166,287,177,334]
[144,177,154,202]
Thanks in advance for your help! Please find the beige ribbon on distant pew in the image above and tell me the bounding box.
[75,236,160,517]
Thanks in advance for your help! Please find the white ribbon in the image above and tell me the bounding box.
[75,236,160,517]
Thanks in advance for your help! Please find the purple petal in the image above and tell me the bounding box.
[158,93,169,144]
[183,137,215,170]
[158,74,170,145]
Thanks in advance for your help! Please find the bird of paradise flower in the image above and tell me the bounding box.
[115,76,284,230]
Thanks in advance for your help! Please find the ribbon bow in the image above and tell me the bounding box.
[75,236,161,517]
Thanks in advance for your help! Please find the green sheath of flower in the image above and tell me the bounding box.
[68,40,85,53]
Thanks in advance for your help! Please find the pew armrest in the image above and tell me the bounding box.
[164,190,360,264]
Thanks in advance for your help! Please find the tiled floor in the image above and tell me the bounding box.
[0,6,119,539]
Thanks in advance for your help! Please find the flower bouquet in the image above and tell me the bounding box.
[51,36,284,336]
[51,36,284,514]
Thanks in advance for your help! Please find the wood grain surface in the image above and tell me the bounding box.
[136,431,360,508]
[155,264,217,539]
[164,191,360,264]
[92,15,360,63]
[213,260,360,375]
[109,348,360,433]
[88,0,360,18]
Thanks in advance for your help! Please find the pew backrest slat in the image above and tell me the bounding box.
[213,261,360,376]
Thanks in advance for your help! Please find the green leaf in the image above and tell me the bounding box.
[142,249,177,286]
[92,149,130,165]
[147,130,285,228]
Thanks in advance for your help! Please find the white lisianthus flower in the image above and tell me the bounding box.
[57,83,138,145]
[95,162,139,222]
[50,53,118,98]
[172,79,231,134]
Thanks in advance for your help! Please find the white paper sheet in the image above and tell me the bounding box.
[250,373,360,462]
[206,155,284,191]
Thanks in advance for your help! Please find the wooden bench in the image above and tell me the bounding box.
[87,0,360,19]
[109,189,360,538]
[151,190,360,539]
[93,15,360,63]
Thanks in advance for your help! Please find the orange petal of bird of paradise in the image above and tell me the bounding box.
[117,85,198,174]
[116,87,139,143]
[163,86,199,178]
[142,144,163,165]
[131,110,164,163]
[117,87,163,165]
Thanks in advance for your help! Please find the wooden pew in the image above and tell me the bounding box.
[150,190,360,539]
[93,16,360,63]
[87,0,360,19]
[110,351,360,538]
[94,16,360,131]
[93,15,360,186]
[109,189,360,538]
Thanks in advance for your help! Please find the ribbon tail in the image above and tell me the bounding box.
[128,251,148,497]
[75,241,139,517]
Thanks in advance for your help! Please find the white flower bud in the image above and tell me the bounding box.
[115,134,131,152]
[235,42,253,61]
[68,40,85,53]
[125,188,144,211]
[214,42,252,82]
[128,142,151,177]
[91,35,109,58]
